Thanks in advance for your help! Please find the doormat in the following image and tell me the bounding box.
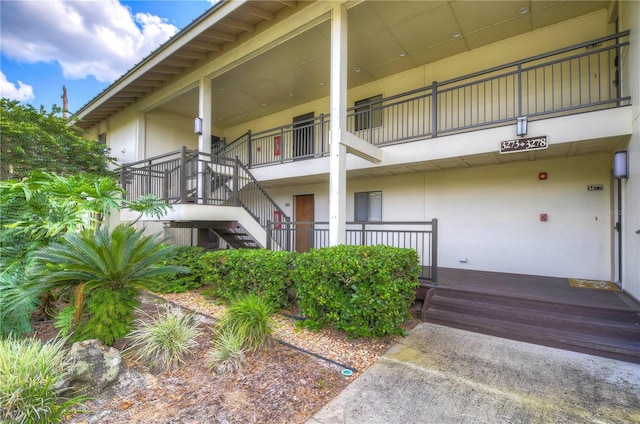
[568,278,620,291]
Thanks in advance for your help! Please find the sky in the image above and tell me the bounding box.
[0,0,218,114]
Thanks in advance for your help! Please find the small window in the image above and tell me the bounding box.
[98,133,107,144]
[354,191,382,222]
[354,94,383,131]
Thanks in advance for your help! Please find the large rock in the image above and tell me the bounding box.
[61,339,124,395]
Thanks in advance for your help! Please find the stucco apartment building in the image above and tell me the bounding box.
[76,1,640,305]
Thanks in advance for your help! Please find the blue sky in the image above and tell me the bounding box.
[1,0,216,113]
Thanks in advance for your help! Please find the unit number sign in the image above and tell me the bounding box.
[500,136,548,154]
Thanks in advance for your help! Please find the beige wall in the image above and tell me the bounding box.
[108,107,139,164]
[620,0,640,300]
[268,154,613,280]
[423,155,612,279]
[145,111,198,157]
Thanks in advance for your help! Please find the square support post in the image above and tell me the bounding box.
[329,3,348,246]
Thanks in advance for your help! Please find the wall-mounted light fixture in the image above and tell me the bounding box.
[613,151,629,179]
[194,117,203,135]
[516,116,528,136]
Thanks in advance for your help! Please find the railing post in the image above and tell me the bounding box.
[147,161,153,198]
[120,166,128,196]
[247,130,252,167]
[319,114,325,155]
[232,156,239,206]
[431,218,438,284]
[163,170,169,201]
[179,146,187,203]
[431,81,438,138]
[368,102,373,142]
[266,220,272,250]
[517,63,523,118]
[280,127,285,163]
[360,222,366,246]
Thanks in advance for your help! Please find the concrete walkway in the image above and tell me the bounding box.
[307,323,640,424]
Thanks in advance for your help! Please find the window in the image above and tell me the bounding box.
[98,133,107,144]
[354,191,382,222]
[354,94,383,131]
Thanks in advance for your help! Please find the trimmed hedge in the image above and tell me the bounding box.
[149,246,208,293]
[201,249,296,308]
[196,245,420,338]
[292,245,420,338]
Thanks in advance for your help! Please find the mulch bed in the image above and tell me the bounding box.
[30,291,420,424]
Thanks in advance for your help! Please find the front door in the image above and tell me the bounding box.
[293,112,314,158]
[294,194,314,252]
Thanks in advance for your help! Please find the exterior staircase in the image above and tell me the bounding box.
[120,147,288,249]
[209,221,261,249]
[421,285,640,364]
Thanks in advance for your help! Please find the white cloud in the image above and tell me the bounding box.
[0,0,178,83]
[0,71,35,101]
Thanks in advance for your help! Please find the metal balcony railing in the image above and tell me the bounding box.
[120,147,289,235]
[218,32,630,167]
[266,220,438,282]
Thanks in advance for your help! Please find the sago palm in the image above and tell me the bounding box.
[32,224,188,345]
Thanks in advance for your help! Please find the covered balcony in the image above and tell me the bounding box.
[214,31,630,169]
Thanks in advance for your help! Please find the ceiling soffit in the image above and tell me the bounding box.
[79,1,612,130]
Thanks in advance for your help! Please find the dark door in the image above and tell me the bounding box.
[294,194,314,252]
[293,112,314,158]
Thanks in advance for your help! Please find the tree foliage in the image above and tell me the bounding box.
[0,172,173,338]
[0,172,171,270]
[0,98,114,180]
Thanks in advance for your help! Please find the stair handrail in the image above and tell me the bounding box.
[234,156,290,226]
[215,131,249,162]
[194,150,289,226]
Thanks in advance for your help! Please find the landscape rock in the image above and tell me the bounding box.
[60,339,125,395]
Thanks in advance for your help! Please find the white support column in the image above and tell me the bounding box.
[197,77,212,202]
[198,77,212,154]
[329,3,348,246]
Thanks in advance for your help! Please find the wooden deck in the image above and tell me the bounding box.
[420,268,640,363]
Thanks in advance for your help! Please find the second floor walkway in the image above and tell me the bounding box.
[216,32,631,169]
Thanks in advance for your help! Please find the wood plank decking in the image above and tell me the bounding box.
[420,268,640,364]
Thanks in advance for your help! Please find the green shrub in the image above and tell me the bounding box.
[0,337,87,424]
[126,304,202,372]
[292,245,420,338]
[149,246,207,293]
[31,224,188,346]
[53,306,76,339]
[201,249,295,308]
[72,286,140,346]
[207,329,246,375]
[0,270,42,337]
[218,293,275,352]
